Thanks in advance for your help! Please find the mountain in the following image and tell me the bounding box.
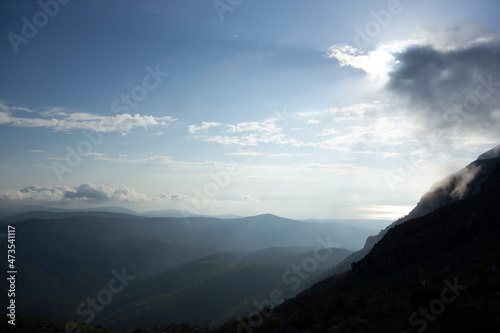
[1,210,141,223]
[139,209,242,219]
[0,204,138,220]
[0,203,67,219]
[138,209,202,218]
[331,144,500,275]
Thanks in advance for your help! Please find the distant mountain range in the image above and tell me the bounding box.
[0,203,138,219]
[0,212,368,331]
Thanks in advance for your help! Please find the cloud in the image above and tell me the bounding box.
[418,22,498,52]
[225,119,281,134]
[326,41,413,84]
[226,151,264,157]
[0,185,73,202]
[0,101,34,113]
[307,119,321,124]
[204,133,303,147]
[84,153,222,169]
[317,128,339,136]
[0,103,176,133]
[328,102,388,122]
[29,150,45,153]
[187,121,222,134]
[0,183,148,203]
[239,192,259,203]
[315,116,409,152]
[160,193,191,201]
[64,183,148,202]
[293,101,408,153]
[192,118,305,147]
[39,107,68,117]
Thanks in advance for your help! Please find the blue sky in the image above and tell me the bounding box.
[1,0,500,221]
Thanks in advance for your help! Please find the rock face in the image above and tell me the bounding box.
[331,145,500,275]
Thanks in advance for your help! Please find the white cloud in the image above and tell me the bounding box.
[225,119,281,134]
[239,192,259,203]
[187,121,222,134]
[267,153,313,157]
[204,133,304,147]
[0,101,34,113]
[190,118,306,147]
[39,107,68,117]
[84,153,225,170]
[160,193,191,201]
[29,150,45,153]
[226,151,264,157]
[0,103,176,133]
[307,119,321,124]
[0,185,73,202]
[86,153,174,165]
[315,116,409,152]
[317,128,339,137]
[326,40,414,84]
[328,102,388,122]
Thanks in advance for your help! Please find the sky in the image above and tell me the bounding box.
[0,0,499,222]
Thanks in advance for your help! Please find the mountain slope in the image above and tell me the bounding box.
[96,246,353,332]
[97,254,291,332]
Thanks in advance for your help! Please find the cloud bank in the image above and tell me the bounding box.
[0,102,176,133]
[387,41,500,134]
[327,24,500,148]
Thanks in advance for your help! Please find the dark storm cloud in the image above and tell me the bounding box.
[388,41,500,134]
